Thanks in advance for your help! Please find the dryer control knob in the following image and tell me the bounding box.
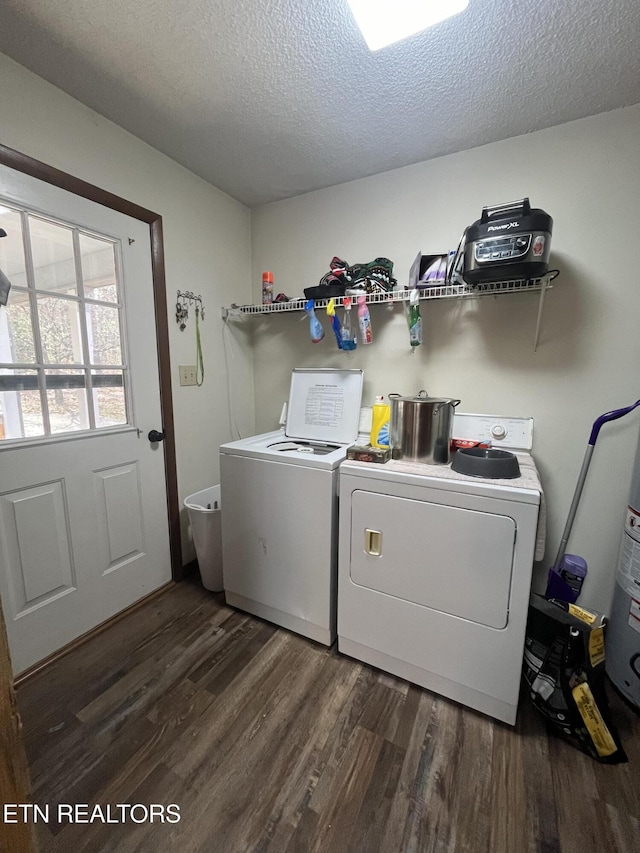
[490,423,507,440]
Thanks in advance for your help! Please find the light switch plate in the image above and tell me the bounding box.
[179,365,197,386]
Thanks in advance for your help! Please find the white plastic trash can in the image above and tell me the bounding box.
[184,485,223,592]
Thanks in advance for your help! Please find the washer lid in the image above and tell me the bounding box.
[286,368,364,445]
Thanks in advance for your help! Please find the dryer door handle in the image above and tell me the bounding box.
[365,529,382,557]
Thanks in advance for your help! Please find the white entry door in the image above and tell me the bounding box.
[0,165,171,675]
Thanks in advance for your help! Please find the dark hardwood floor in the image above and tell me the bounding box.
[16,578,640,852]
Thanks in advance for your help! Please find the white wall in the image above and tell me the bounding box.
[0,53,255,563]
[250,105,640,613]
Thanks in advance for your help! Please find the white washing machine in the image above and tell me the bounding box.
[337,414,545,724]
[220,368,364,646]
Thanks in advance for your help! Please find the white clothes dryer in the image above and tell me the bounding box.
[337,413,545,724]
[220,368,364,646]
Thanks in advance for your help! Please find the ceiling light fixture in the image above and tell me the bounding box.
[347,0,469,51]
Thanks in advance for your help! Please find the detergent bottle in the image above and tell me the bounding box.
[357,295,373,345]
[370,396,390,448]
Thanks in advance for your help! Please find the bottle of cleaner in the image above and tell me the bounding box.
[340,297,357,351]
[262,271,273,304]
[326,299,343,349]
[304,299,325,343]
[370,396,390,448]
[357,295,373,345]
[408,288,423,347]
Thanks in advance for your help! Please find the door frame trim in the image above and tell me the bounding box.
[0,142,182,580]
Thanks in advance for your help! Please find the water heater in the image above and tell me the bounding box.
[606,429,640,708]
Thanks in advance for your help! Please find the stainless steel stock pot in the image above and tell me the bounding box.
[389,390,461,464]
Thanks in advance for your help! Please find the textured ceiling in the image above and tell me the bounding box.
[0,0,639,207]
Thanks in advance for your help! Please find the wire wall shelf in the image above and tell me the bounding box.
[221,274,557,320]
[221,273,558,350]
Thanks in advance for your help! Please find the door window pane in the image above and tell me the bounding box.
[37,295,82,364]
[0,289,36,363]
[0,204,129,443]
[29,216,78,295]
[45,369,89,433]
[86,303,122,365]
[93,369,126,428]
[0,369,44,440]
[0,206,27,285]
[79,233,119,303]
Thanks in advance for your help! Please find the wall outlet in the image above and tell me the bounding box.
[179,365,197,386]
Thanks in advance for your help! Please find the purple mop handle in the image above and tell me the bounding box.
[553,399,640,570]
[589,400,640,445]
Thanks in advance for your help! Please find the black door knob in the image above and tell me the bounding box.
[148,429,165,443]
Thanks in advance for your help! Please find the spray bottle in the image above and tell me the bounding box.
[408,288,422,347]
[357,294,373,345]
[340,297,357,351]
[304,299,325,343]
[326,299,343,349]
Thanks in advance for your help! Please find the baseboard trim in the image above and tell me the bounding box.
[13,581,175,688]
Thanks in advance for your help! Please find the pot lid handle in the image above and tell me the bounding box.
[417,389,429,398]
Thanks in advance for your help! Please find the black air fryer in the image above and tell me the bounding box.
[461,198,552,285]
